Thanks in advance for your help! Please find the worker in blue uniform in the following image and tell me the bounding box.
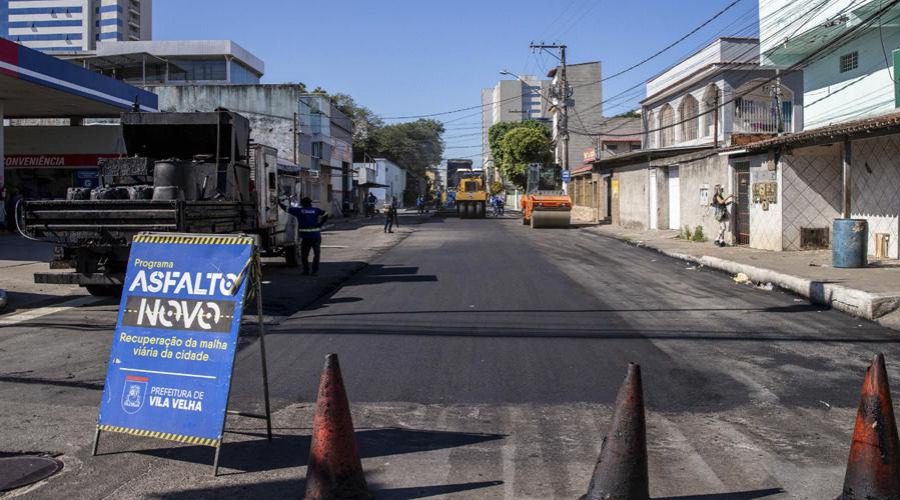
[285,197,328,276]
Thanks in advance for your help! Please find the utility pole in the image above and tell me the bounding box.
[770,69,784,135]
[529,42,570,184]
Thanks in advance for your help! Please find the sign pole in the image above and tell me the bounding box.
[254,249,274,442]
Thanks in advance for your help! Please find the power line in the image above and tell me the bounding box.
[567,0,863,134]
[571,0,900,137]
[377,0,747,122]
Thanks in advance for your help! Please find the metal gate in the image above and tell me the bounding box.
[734,164,750,245]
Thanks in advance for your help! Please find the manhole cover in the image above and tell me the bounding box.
[0,456,63,492]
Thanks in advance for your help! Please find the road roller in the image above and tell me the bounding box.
[521,192,571,228]
[455,170,488,219]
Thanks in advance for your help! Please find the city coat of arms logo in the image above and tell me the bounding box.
[121,375,149,414]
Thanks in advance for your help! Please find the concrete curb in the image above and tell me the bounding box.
[604,234,900,323]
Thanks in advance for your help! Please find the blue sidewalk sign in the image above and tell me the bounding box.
[96,233,256,448]
[562,170,571,183]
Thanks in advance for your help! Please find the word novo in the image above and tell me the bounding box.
[123,297,235,333]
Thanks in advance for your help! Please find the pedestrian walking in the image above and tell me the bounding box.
[384,196,399,233]
[284,197,328,275]
[0,186,7,232]
[712,184,733,247]
[416,196,425,214]
[365,192,377,218]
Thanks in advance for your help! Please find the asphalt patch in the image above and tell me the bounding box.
[0,455,63,492]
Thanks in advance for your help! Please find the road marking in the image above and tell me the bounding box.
[0,295,103,326]
[120,368,216,380]
[321,245,348,249]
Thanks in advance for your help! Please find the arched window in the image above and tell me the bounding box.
[659,104,675,147]
[646,111,657,148]
[679,95,700,142]
[701,85,719,138]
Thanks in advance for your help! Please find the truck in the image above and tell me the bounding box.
[19,110,303,296]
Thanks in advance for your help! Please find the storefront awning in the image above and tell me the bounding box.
[0,38,158,118]
[277,158,304,174]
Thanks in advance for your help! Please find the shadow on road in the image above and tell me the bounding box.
[151,478,503,499]
[293,305,830,322]
[131,427,505,474]
[0,374,104,391]
[352,265,438,286]
[657,487,784,499]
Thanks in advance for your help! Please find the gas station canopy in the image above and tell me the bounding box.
[0,37,158,118]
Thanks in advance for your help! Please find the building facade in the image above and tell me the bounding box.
[570,116,641,222]
[760,0,900,129]
[586,38,805,245]
[1,0,151,53]
[66,40,264,85]
[720,1,900,259]
[548,61,603,175]
[480,75,552,174]
[353,158,406,208]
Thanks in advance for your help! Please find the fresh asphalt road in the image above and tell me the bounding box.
[246,215,896,411]
[3,215,900,498]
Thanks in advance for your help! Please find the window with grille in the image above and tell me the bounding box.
[840,52,858,73]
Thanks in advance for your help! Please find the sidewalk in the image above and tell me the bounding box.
[587,225,900,330]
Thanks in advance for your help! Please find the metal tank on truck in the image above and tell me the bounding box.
[520,162,571,228]
[18,110,304,296]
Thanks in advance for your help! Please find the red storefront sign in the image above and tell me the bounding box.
[5,154,118,169]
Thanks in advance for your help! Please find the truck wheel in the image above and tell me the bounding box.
[474,202,484,218]
[456,204,464,218]
[285,245,300,267]
[86,285,123,297]
[467,203,475,218]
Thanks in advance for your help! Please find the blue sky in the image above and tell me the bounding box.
[155,0,759,160]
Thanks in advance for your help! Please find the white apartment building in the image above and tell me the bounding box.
[480,75,552,173]
[760,0,900,128]
[2,0,151,53]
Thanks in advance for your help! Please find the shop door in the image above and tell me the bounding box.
[648,170,658,229]
[667,166,680,230]
[606,177,612,220]
[734,165,750,245]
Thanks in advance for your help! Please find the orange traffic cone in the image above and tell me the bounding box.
[838,353,900,500]
[304,354,373,500]
[581,362,649,500]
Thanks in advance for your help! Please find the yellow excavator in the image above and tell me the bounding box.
[455,170,488,219]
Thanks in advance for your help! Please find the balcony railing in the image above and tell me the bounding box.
[733,98,793,134]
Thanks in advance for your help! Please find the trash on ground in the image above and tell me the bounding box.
[733,272,751,284]
[756,282,774,291]
[819,400,831,410]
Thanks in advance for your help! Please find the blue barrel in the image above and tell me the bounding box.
[832,218,868,268]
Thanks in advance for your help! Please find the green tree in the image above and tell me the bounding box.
[489,121,553,189]
[372,119,445,175]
